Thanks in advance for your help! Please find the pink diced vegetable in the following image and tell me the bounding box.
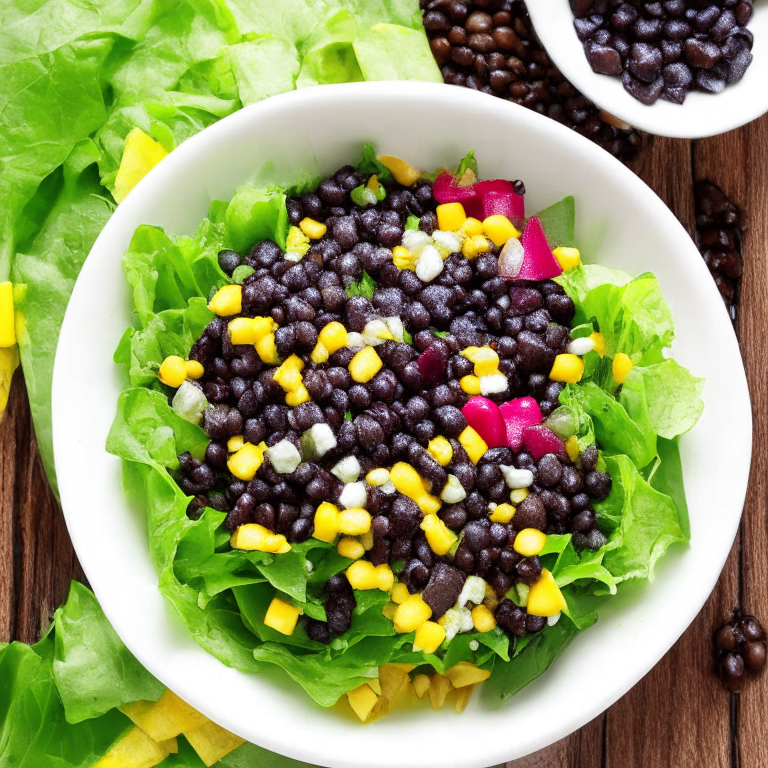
[461,396,507,448]
[480,190,525,230]
[516,216,563,281]
[499,397,543,451]
[522,424,567,460]
[432,171,478,207]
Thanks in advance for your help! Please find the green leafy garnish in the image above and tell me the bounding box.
[455,148,478,178]
[535,196,576,249]
[346,270,377,300]
[405,215,420,230]
[431,328,449,338]
[344,410,353,421]
[402,328,413,344]
[232,265,255,284]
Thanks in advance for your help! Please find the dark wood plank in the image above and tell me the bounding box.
[696,113,768,768]
[504,716,604,768]
[0,371,81,644]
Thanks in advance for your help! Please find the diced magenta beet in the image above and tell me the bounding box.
[500,397,543,451]
[480,190,525,230]
[433,173,524,223]
[517,216,563,281]
[462,396,507,448]
[417,345,448,385]
[432,171,478,207]
[522,425,567,460]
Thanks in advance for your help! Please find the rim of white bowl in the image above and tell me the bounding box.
[528,0,768,139]
[52,81,752,768]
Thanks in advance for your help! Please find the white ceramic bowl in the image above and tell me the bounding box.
[53,82,751,768]
[528,0,768,139]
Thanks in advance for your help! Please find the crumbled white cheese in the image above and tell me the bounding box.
[384,316,405,342]
[415,244,444,283]
[172,381,207,425]
[440,474,467,504]
[431,230,463,255]
[500,465,534,489]
[441,607,474,641]
[267,439,302,474]
[547,612,561,626]
[458,576,487,607]
[304,423,336,458]
[401,229,432,254]
[284,251,305,263]
[469,640,480,652]
[366,468,390,486]
[331,456,361,484]
[339,481,367,509]
[305,559,314,573]
[345,332,366,348]
[380,480,396,495]
[480,373,509,395]
[567,336,595,356]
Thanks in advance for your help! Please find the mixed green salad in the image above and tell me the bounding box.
[106,146,703,719]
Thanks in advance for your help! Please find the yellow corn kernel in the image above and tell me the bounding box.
[318,321,348,354]
[393,594,432,633]
[391,583,410,604]
[347,684,379,722]
[471,604,497,633]
[185,360,204,380]
[228,316,275,345]
[428,673,452,710]
[285,385,310,406]
[462,217,483,237]
[346,560,379,590]
[553,246,582,271]
[208,284,242,316]
[227,435,244,453]
[436,202,467,232]
[427,436,453,467]
[590,331,606,357]
[420,514,458,556]
[338,508,372,536]
[527,569,567,617]
[230,524,290,554]
[299,218,327,240]
[412,673,431,699]
[513,528,547,557]
[0,282,15,348]
[113,128,168,204]
[510,488,529,505]
[460,346,480,361]
[227,442,263,481]
[312,502,340,543]
[366,468,390,486]
[472,347,500,377]
[158,355,187,388]
[392,245,412,261]
[565,435,580,463]
[360,530,374,550]
[549,353,585,384]
[311,341,329,364]
[458,426,488,465]
[461,235,491,260]
[337,537,365,560]
[445,661,491,688]
[613,352,633,385]
[390,462,441,514]
[377,155,420,187]
[482,215,520,247]
[286,226,310,255]
[460,375,481,395]
[273,354,305,389]
[393,249,416,271]
[366,174,381,193]
[255,332,280,364]
[264,598,300,635]
[375,564,395,592]
[489,502,516,524]
[349,346,383,383]
[414,621,446,654]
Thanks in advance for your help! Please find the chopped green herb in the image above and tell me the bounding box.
[402,329,413,345]
[351,185,377,207]
[373,184,387,202]
[344,411,353,421]
[405,215,420,230]
[431,328,449,339]
[356,142,393,183]
[455,148,478,178]
[346,270,377,300]
[232,265,255,284]
[391,559,406,574]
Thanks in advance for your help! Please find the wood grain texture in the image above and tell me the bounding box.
[696,113,768,768]
[1,118,767,768]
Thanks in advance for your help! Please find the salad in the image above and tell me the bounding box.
[108,146,703,721]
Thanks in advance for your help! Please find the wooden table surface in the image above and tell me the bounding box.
[1,114,766,768]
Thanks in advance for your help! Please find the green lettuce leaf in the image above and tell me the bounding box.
[535,196,576,249]
[353,23,443,83]
[597,455,688,582]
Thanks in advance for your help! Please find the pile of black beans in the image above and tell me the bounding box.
[695,179,743,322]
[420,0,644,161]
[715,611,766,691]
[174,163,612,644]
[571,0,755,105]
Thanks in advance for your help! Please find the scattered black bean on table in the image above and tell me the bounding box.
[420,0,645,161]
[174,164,612,645]
[695,179,744,321]
[571,0,755,106]
[715,611,766,691]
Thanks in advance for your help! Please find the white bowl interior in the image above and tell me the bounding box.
[52,82,751,768]
[528,0,768,139]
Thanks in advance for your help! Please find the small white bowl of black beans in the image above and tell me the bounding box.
[527,0,768,139]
